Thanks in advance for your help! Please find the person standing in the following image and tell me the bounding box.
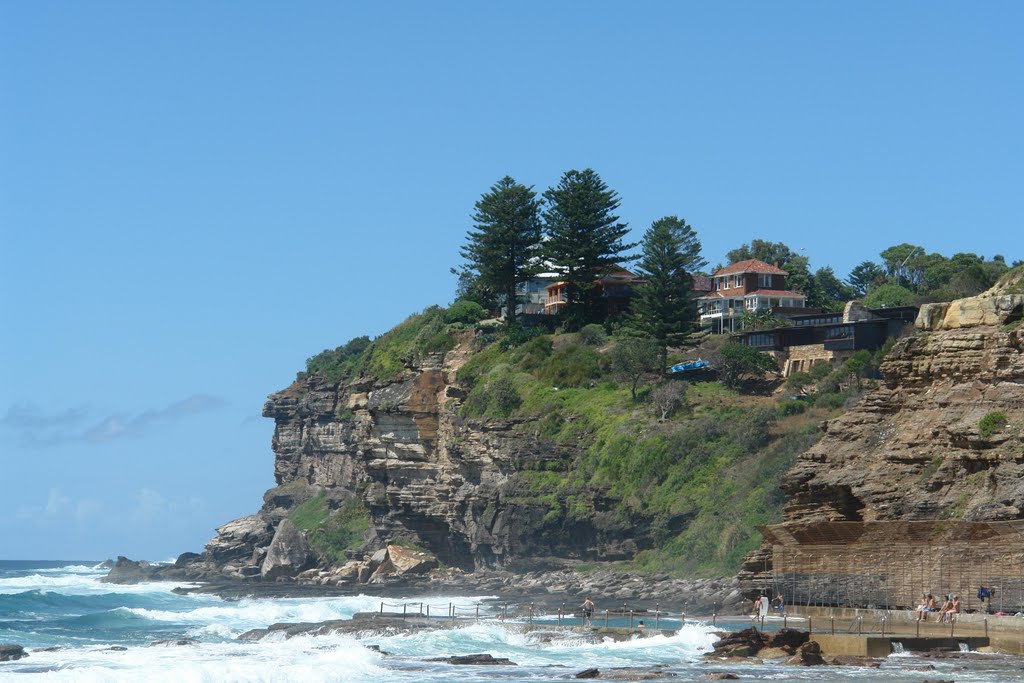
[581,597,595,626]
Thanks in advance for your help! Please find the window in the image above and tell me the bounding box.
[759,274,772,288]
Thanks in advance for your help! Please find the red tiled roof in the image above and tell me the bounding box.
[698,289,805,300]
[713,259,788,276]
[748,289,805,297]
[692,274,713,292]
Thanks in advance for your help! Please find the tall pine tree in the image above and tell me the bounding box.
[631,216,706,367]
[542,169,635,329]
[459,176,543,324]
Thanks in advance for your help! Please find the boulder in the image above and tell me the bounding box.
[0,645,27,661]
[763,628,807,651]
[206,514,274,564]
[174,552,202,567]
[261,519,317,580]
[100,556,158,584]
[709,627,763,657]
[918,294,1024,331]
[575,668,600,679]
[785,641,825,666]
[369,545,438,582]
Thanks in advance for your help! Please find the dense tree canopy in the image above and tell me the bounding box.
[543,169,635,329]
[459,176,544,324]
[631,216,705,363]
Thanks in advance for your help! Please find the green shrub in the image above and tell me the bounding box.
[539,345,604,388]
[779,399,808,416]
[290,493,371,564]
[304,336,371,382]
[979,411,1008,438]
[816,392,849,410]
[785,371,813,389]
[809,362,833,381]
[362,306,450,379]
[462,375,522,418]
[579,324,607,346]
[445,300,487,325]
[500,323,543,350]
[515,335,553,371]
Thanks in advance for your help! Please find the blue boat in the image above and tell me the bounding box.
[669,359,710,373]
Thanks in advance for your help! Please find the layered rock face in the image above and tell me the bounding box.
[782,290,1024,525]
[740,277,1024,602]
[194,341,650,581]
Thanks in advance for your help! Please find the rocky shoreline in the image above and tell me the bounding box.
[102,555,748,615]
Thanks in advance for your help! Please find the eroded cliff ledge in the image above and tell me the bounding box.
[191,334,656,583]
[782,286,1024,525]
[741,272,1024,601]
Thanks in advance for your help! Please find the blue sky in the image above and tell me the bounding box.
[2,2,1021,560]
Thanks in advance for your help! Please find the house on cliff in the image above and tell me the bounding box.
[737,301,918,377]
[698,259,811,333]
[543,266,644,318]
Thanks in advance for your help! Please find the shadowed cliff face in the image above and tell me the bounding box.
[256,347,648,571]
[781,287,1024,525]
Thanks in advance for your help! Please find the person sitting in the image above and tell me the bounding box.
[937,595,953,622]
[949,595,961,621]
[914,593,935,621]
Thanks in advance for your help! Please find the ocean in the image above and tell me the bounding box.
[0,561,1020,682]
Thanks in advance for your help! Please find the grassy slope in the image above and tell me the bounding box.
[304,306,853,576]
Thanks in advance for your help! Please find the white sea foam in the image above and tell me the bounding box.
[1,634,387,683]
[0,572,199,596]
[118,594,495,637]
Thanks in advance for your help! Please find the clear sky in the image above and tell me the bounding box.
[2,2,1021,560]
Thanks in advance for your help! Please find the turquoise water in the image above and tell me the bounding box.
[1,561,1021,682]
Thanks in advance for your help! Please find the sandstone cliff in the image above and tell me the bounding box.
[781,281,1024,525]
[192,334,655,582]
[740,272,1024,594]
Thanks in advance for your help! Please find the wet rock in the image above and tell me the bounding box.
[575,669,600,679]
[708,627,763,657]
[763,628,807,652]
[829,655,880,667]
[148,638,199,647]
[784,641,825,666]
[106,646,128,651]
[0,645,28,661]
[706,675,740,681]
[427,653,516,665]
[100,556,159,584]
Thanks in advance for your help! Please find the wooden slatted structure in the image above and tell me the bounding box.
[759,521,1024,613]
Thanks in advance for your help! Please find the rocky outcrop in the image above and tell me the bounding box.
[0,645,27,662]
[100,556,156,584]
[368,545,438,582]
[780,297,1024,526]
[179,335,657,582]
[261,519,316,580]
[742,273,1024,598]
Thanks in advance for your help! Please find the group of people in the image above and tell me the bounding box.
[751,593,785,619]
[914,592,961,622]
